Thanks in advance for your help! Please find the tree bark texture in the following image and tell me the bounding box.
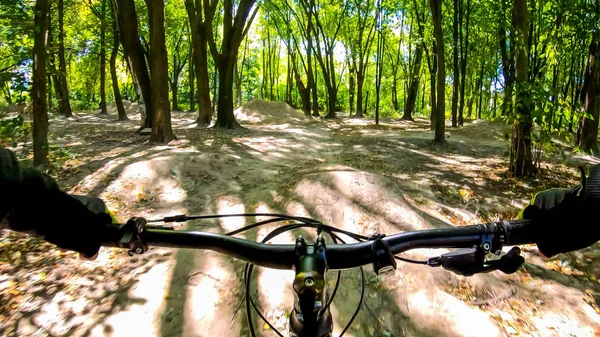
[147,0,175,142]
[57,0,72,117]
[110,0,128,120]
[510,0,534,176]
[33,0,50,167]
[113,0,153,130]
[430,0,445,142]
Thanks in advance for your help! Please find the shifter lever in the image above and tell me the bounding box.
[428,246,525,276]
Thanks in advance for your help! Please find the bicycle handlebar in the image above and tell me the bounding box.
[101,219,536,271]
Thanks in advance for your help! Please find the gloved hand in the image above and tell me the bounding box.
[520,165,600,258]
[1,147,113,258]
[0,147,21,220]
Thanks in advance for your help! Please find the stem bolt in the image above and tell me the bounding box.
[304,277,315,287]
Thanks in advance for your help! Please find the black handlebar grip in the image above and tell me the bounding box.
[502,219,537,246]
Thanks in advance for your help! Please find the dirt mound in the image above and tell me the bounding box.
[234,99,308,124]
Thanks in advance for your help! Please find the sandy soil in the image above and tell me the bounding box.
[2,100,600,337]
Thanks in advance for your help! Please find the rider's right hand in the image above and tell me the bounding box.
[520,164,600,258]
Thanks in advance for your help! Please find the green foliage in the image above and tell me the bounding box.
[0,115,31,147]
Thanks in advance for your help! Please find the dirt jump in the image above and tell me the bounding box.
[1,100,600,337]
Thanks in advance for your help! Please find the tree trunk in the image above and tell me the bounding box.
[215,57,239,128]
[235,62,242,107]
[430,0,445,142]
[451,0,460,127]
[32,0,50,167]
[355,73,364,118]
[195,36,212,125]
[147,0,175,143]
[576,29,600,154]
[57,0,72,118]
[403,40,423,121]
[114,0,153,130]
[349,66,355,114]
[183,0,212,126]
[458,0,471,125]
[110,0,128,121]
[99,0,108,115]
[171,76,180,111]
[429,41,438,130]
[188,43,195,112]
[570,51,586,133]
[510,0,534,176]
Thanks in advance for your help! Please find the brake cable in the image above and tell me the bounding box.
[148,213,424,335]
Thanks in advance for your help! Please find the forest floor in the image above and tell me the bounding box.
[2,99,600,337]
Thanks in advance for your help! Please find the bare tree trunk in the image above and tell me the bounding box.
[349,64,355,113]
[184,0,212,125]
[99,0,108,115]
[110,0,128,120]
[576,28,600,154]
[355,73,364,117]
[307,0,319,117]
[147,0,175,142]
[113,0,153,130]
[234,62,242,107]
[33,0,50,167]
[57,0,72,117]
[430,0,445,142]
[402,37,423,121]
[458,0,471,125]
[510,0,534,176]
[451,0,460,126]
[188,42,195,112]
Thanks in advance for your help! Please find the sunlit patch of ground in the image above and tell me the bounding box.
[2,104,600,336]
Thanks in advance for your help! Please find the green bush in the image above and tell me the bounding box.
[0,115,31,147]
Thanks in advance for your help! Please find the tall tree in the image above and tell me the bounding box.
[167,22,188,112]
[345,0,375,118]
[99,0,108,115]
[510,0,534,176]
[204,0,258,128]
[185,0,213,126]
[430,0,445,142]
[188,41,195,112]
[402,5,424,121]
[57,0,72,117]
[113,0,153,130]
[576,1,600,154]
[451,0,460,126]
[32,0,50,167]
[304,0,347,119]
[374,0,385,125]
[109,0,128,121]
[146,0,175,142]
[306,0,319,117]
[498,0,514,117]
[458,0,470,125]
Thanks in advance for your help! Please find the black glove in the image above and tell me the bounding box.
[0,147,112,258]
[521,165,600,257]
[0,147,21,220]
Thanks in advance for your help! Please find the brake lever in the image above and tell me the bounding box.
[428,247,524,276]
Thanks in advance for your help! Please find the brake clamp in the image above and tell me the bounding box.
[120,217,149,256]
[371,238,397,276]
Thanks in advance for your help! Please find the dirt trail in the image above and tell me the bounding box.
[2,103,600,337]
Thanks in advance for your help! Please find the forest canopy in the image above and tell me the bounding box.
[0,0,599,175]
